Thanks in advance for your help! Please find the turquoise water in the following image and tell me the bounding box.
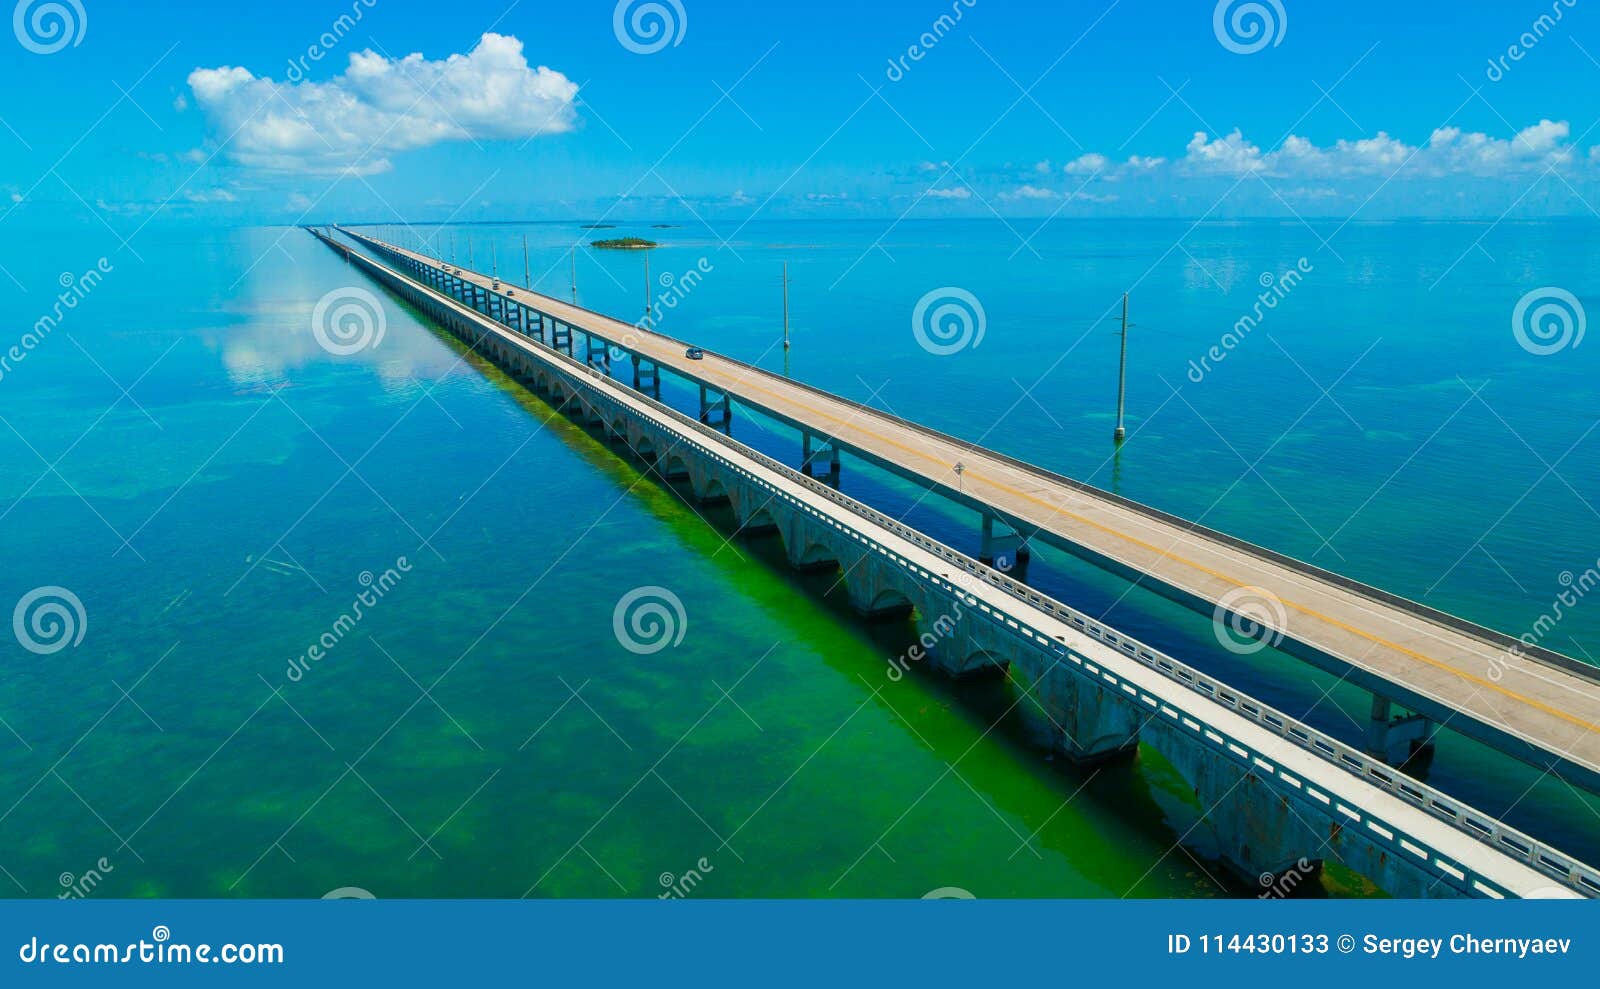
[0,216,1595,898]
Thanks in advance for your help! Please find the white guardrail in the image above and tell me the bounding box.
[327,230,1599,899]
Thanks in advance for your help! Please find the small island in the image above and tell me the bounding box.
[581,223,617,230]
[591,237,658,250]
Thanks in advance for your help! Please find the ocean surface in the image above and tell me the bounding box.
[0,215,1596,899]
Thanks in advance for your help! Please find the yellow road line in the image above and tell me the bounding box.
[695,366,1600,738]
[388,237,1600,740]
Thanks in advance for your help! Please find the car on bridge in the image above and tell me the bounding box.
[685,347,704,360]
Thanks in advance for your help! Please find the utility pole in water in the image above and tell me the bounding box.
[782,261,791,354]
[523,235,530,288]
[468,236,474,268]
[1113,292,1130,444]
[644,251,652,321]
[570,248,578,304]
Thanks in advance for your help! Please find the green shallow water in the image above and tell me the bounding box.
[0,218,1594,898]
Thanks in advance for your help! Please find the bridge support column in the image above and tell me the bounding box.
[1365,696,1436,768]
[801,432,841,488]
[632,356,660,400]
[530,312,545,344]
[1141,719,1325,889]
[699,384,731,433]
[980,513,1031,580]
[586,335,611,375]
[839,551,914,620]
[551,321,571,354]
[1017,654,1141,765]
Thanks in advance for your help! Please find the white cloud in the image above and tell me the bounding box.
[925,187,972,200]
[187,33,578,176]
[1003,185,1060,201]
[1182,129,1265,176]
[1096,120,1584,181]
[1064,153,1110,175]
[185,188,238,203]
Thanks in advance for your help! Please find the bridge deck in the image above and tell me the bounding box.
[341,228,1600,793]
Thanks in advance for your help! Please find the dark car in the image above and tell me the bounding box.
[685,347,704,360]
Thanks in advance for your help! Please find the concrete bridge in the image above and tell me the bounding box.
[310,226,1598,898]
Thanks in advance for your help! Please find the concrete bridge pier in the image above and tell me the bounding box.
[837,549,915,620]
[509,303,525,334]
[726,480,780,537]
[1014,651,1142,765]
[775,511,843,574]
[686,460,731,506]
[585,335,611,375]
[632,356,661,400]
[1143,719,1326,889]
[699,384,732,433]
[1366,695,1436,768]
[551,321,571,355]
[529,312,545,344]
[980,513,1031,580]
[624,418,659,464]
[801,432,841,488]
[904,592,1008,680]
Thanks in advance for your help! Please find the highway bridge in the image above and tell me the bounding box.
[309,226,1600,898]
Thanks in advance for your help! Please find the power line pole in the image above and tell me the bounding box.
[468,235,474,268]
[570,247,578,304]
[782,261,791,353]
[644,251,652,321]
[1113,292,1130,444]
[523,235,530,288]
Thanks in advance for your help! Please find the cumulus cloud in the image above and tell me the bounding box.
[187,33,578,176]
[925,187,972,200]
[1004,184,1060,201]
[1064,153,1111,175]
[1172,121,1575,180]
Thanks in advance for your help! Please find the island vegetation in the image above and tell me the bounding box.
[591,237,658,250]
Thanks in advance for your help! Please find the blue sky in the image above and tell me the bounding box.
[2,0,1598,223]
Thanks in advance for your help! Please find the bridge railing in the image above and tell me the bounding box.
[335,226,1600,686]
[324,229,1600,898]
